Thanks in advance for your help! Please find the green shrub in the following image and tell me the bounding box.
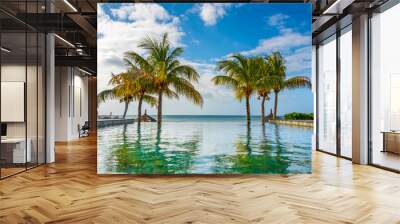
[284,112,313,120]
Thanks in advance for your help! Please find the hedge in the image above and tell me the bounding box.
[283,112,313,120]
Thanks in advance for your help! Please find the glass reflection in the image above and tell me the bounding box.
[1,31,27,177]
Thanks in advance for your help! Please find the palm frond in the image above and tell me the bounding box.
[172,77,203,106]
[142,94,158,107]
[138,35,158,51]
[164,87,179,99]
[97,89,117,104]
[284,76,311,89]
[230,54,249,71]
[170,64,200,81]
[212,75,239,88]
[166,47,183,63]
[234,89,247,101]
[124,52,152,73]
[217,59,244,77]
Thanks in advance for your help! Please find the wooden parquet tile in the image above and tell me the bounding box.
[1,135,400,224]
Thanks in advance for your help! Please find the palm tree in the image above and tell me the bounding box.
[98,72,134,119]
[131,33,203,125]
[124,55,157,126]
[267,52,311,119]
[213,54,260,124]
[98,70,156,120]
[256,58,274,123]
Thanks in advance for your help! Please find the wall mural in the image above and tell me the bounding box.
[97,3,313,174]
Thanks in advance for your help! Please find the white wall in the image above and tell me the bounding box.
[55,66,69,141]
[1,65,26,139]
[1,82,25,122]
[1,63,46,164]
[55,67,89,141]
[71,72,89,138]
[1,65,41,137]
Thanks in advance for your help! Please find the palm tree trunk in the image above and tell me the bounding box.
[122,101,129,119]
[261,96,266,123]
[246,95,251,125]
[137,94,143,127]
[157,91,163,125]
[273,91,279,119]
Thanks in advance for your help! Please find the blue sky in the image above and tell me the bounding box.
[97,3,312,116]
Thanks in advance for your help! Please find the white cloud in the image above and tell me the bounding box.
[267,13,289,27]
[240,34,311,74]
[97,3,185,92]
[267,13,293,35]
[97,3,187,115]
[197,3,231,26]
[241,30,310,56]
[180,59,233,99]
[191,38,200,45]
[285,46,312,73]
[110,4,172,22]
[240,13,311,74]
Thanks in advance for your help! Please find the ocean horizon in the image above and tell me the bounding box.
[99,114,280,122]
[100,114,283,117]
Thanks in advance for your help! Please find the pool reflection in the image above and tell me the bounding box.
[98,121,311,174]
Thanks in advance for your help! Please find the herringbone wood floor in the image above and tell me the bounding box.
[1,135,400,224]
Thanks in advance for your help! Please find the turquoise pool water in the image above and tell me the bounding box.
[97,116,312,174]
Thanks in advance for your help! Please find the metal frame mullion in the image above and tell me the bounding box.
[25,0,28,171]
[44,0,48,164]
[336,27,341,157]
[367,10,373,165]
[315,44,320,151]
[36,0,39,168]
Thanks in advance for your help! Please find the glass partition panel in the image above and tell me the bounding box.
[339,27,352,158]
[371,4,400,171]
[38,32,45,165]
[1,30,27,177]
[27,31,38,169]
[0,1,46,179]
[317,35,337,154]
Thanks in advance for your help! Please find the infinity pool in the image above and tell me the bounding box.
[97,116,312,174]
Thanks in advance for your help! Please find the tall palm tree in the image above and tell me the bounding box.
[267,52,311,119]
[256,58,273,124]
[124,54,157,126]
[98,72,134,119]
[213,54,260,124]
[131,33,203,125]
